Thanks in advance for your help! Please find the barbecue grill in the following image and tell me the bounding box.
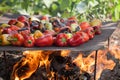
[0,22,117,80]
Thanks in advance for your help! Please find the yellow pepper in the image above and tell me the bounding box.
[33,30,44,39]
[0,34,11,46]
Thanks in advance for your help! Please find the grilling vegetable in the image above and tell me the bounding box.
[2,27,12,34]
[80,22,90,31]
[55,33,68,47]
[35,34,53,47]
[70,23,80,32]
[84,27,95,39]
[66,33,73,39]
[44,22,53,30]
[8,19,17,25]
[76,31,89,42]
[0,23,10,28]
[33,30,44,39]
[0,34,11,46]
[23,35,35,47]
[93,26,101,35]
[68,32,84,47]
[9,33,24,46]
[90,19,102,27]
[15,21,24,28]
[17,16,27,23]
[44,30,56,36]
[0,15,102,47]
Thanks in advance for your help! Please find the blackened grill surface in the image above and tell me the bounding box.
[0,22,117,51]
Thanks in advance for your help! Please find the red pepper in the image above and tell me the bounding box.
[35,34,53,47]
[68,32,84,47]
[2,28,11,34]
[55,33,68,47]
[80,22,90,31]
[9,33,24,46]
[43,30,56,36]
[84,27,95,39]
[68,16,77,21]
[17,16,27,22]
[76,31,89,42]
[10,25,20,31]
[40,16,48,21]
[23,35,35,47]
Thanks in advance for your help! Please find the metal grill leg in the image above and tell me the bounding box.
[3,51,8,80]
[108,37,110,50]
[94,50,98,80]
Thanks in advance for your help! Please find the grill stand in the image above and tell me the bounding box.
[1,22,116,80]
[2,39,110,80]
[3,51,9,80]
[94,50,98,80]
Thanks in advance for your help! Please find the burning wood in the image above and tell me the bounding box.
[11,51,41,80]
[11,50,53,80]
[11,48,119,80]
[109,46,120,60]
[73,50,116,80]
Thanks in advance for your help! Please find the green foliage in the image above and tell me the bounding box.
[0,0,120,21]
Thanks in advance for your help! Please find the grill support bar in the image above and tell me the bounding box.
[94,50,98,80]
[3,51,9,80]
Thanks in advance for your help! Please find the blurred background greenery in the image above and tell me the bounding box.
[0,0,120,21]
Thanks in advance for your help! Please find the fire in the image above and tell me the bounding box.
[73,53,95,74]
[109,46,120,60]
[73,50,116,80]
[61,50,71,57]
[11,50,42,80]
[11,50,53,80]
[11,48,120,80]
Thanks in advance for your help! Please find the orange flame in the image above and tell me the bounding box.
[73,50,116,80]
[11,50,42,80]
[11,50,53,80]
[109,46,120,60]
[11,47,119,80]
[61,50,71,57]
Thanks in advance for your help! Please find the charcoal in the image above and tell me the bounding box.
[59,63,80,77]
[83,72,91,80]
[50,54,80,78]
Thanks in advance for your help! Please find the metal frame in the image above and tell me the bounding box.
[3,51,9,80]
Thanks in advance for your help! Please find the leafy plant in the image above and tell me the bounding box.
[0,0,120,21]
